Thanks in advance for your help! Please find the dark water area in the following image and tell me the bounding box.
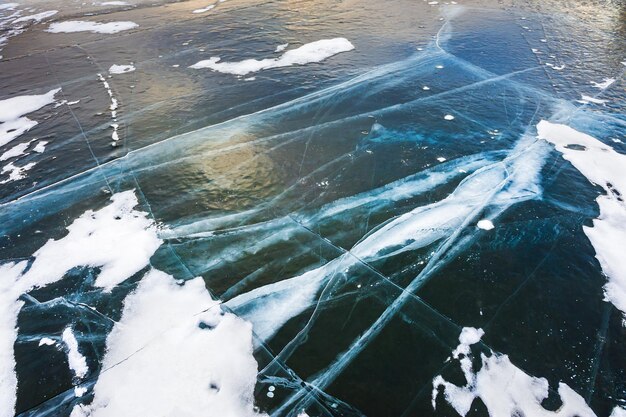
[1,0,625,416]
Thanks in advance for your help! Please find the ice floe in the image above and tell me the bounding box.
[432,327,597,417]
[108,64,135,74]
[99,1,129,5]
[76,269,266,417]
[190,38,354,75]
[538,120,626,323]
[47,21,138,34]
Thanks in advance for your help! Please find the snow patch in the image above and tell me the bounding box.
[275,43,289,53]
[0,141,31,161]
[0,88,59,151]
[192,4,215,13]
[190,38,354,75]
[579,94,607,105]
[0,161,36,183]
[591,78,616,90]
[20,190,162,290]
[432,327,597,417]
[13,10,58,24]
[108,64,135,74]
[79,269,267,417]
[611,407,626,417]
[38,337,56,346]
[0,191,160,417]
[33,140,48,153]
[537,120,626,323]
[62,327,88,379]
[0,88,60,123]
[47,21,138,34]
[477,219,494,230]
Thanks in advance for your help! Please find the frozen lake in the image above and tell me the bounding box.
[0,0,625,416]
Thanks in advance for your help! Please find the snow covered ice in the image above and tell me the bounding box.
[1,0,626,416]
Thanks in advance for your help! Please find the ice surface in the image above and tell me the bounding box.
[190,38,355,75]
[2,3,626,416]
[228,134,549,377]
[47,21,138,34]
